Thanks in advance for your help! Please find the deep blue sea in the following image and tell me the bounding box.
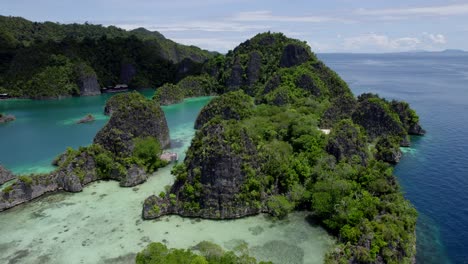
[319,53,468,264]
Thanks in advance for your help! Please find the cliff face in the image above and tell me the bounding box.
[95,92,170,154]
[75,63,101,96]
[326,119,369,165]
[143,121,263,219]
[0,165,15,185]
[279,43,312,68]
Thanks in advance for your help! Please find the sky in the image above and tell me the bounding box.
[1,0,468,53]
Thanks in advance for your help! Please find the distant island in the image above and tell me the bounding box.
[0,17,426,264]
[0,15,214,99]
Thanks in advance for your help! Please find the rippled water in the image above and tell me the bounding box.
[319,53,468,264]
[0,94,334,263]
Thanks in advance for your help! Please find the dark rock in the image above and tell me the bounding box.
[379,149,402,164]
[391,100,426,136]
[263,74,281,95]
[295,74,321,97]
[280,44,311,68]
[321,95,356,128]
[0,165,15,185]
[326,119,369,165]
[246,51,262,86]
[75,63,101,96]
[175,58,203,82]
[408,123,426,135]
[226,57,243,91]
[120,164,147,187]
[375,136,403,164]
[0,114,16,124]
[143,121,263,220]
[352,96,406,140]
[0,174,59,211]
[76,114,95,124]
[95,92,170,154]
[120,63,137,85]
[54,151,99,192]
[400,136,411,147]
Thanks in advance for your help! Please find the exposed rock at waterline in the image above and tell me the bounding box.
[0,165,15,185]
[76,114,95,124]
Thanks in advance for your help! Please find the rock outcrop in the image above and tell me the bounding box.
[0,174,59,211]
[76,114,95,124]
[143,120,263,220]
[0,113,16,124]
[95,92,170,154]
[0,165,15,185]
[280,43,312,68]
[75,63,101,96]
[326,119,369,165]
[375,136,403,164]
[153,83,184,106]
[352,95,406,140]
[194,90,254,129]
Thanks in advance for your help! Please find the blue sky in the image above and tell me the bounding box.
[1,0,468,53]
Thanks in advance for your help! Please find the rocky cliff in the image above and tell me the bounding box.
[75,63,101,96]
[95,92,170,154]
[143,120,264,219]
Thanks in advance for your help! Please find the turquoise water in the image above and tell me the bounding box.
[0,92,334,263]
[0,89,204,174]
[319,53,468,264]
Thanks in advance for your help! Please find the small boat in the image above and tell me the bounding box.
[160,152,178,163]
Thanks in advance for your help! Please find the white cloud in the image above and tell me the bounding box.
[342,32,448,52]
[424,33,446,44]
[344,34,421,51]
[231,10,348,23]
[356,3,468,17]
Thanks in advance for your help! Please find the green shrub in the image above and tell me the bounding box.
[18,175,33,186]
[132,136,166,173]
[266,195,294,218]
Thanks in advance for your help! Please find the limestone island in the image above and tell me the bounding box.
[144,33,425,263]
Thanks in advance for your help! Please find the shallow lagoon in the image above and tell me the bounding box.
[0,94,334,264]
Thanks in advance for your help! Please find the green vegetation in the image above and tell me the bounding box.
[131,136,167,173]
[194,90,255,129]
[136,241,272,264]
[17,175,33,186]
[153,74,220,105]
[0,16,213,98]
[156,32,424,263]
